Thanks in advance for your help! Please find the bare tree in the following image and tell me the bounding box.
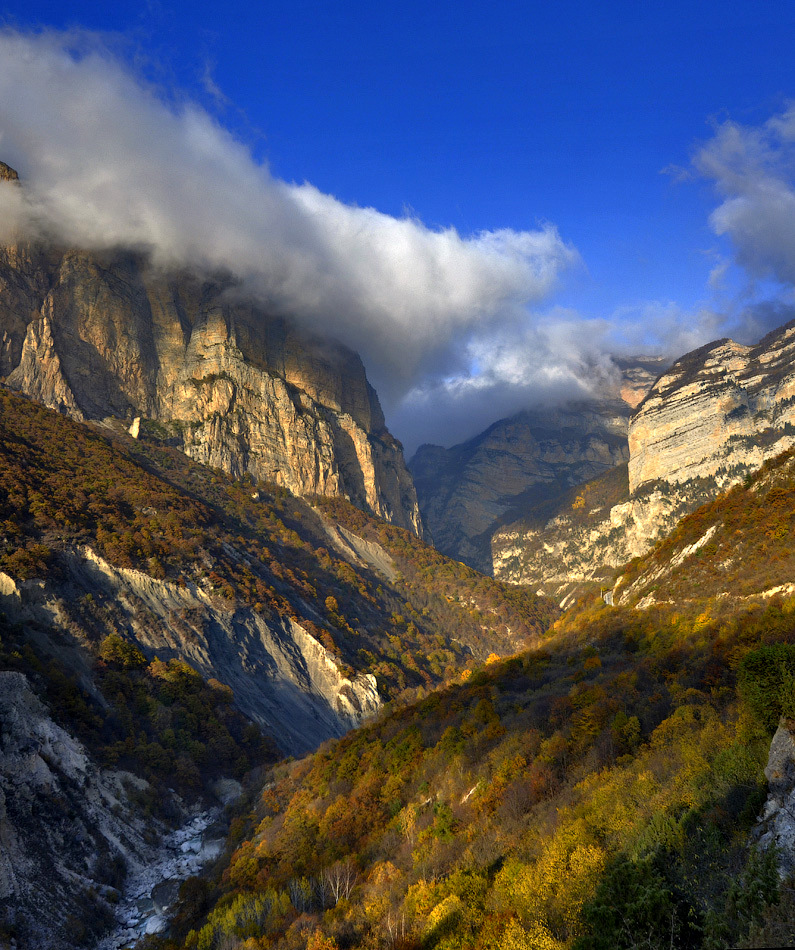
[384,910,409,947]
[320,859,357,906]
[289,875,314,913]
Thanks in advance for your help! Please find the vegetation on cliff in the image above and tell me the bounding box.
[6,389,795,949]
[615,448,795,606]
[151,592,794,950]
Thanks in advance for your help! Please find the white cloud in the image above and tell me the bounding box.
[0,28,578,407]
[695,105,795,288]
[4,30,789,451]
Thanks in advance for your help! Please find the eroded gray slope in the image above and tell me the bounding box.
[1,546,380,757]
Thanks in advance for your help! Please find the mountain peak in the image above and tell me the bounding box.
[0,161,19,182]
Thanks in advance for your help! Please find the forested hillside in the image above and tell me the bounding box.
[154,450,795,950]
[0,386,559,948]
[0,386,555,706]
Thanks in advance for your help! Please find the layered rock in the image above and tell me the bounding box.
[629,322,795,493]
[494,323,795,600]
[0,165,421,533]
[410,400,632,574]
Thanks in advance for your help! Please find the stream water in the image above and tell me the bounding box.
[95,807,228,950]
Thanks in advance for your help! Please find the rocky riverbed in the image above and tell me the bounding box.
[95,799,233,950]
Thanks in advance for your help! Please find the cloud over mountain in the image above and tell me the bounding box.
[0,29,577,411]
[696,105,795,289]
[3,31,792,450]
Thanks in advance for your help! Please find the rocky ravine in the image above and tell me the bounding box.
[0,166,421,535]
[0,670,159,949]
[493,321,795,601]
[0,669,239,950]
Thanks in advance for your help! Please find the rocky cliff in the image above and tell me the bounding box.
[410,400,635,574]
[0,549,381,758]
[0,166,421,535]
[757,720,795,878]
[494,322,795,601]
[492,467,717,605]
[629,321,795,493]
[0,670,161,948]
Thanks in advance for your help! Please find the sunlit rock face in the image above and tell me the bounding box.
[629,322,795,493]
[494,322,795,602]
[0,164,421,535]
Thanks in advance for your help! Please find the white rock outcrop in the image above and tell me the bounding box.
[757,721,795,877]
[629,324,795,493]
[69,547,381,755]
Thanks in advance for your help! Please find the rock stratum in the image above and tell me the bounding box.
[629,321,795,492]
[0,165,421,535]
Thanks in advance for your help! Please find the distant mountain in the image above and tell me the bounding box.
[0,163,421,535]
[409,356,665,577]
[410,401,632,573]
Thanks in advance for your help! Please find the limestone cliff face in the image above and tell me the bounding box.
[0,175,421,534]
[629,322,795,493]
[495,323,795,601]
[410,401,631,573]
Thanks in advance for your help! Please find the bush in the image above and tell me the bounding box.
[737,644,795,730]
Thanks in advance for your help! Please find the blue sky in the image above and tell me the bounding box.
[1,2,795,449]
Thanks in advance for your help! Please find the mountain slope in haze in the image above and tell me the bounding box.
[0,163,421,536]
[169,451,795,950]
[409,359,664,576]
[410,400,634,574]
